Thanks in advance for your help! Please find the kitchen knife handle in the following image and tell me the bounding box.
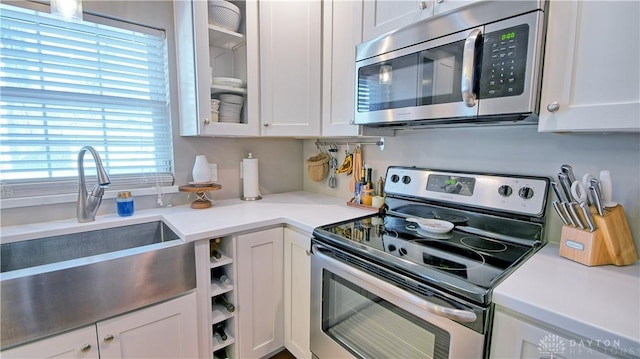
[560,202,577,227]
[579,202,596,232]
[561,164,576,184]
[558,173,573,203]
[589,185,605,216]
[552,201,570,226]
[568,202,585,230]
[551,181,568,203]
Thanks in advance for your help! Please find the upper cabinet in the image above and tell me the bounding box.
[322,0,396,137]
[175,0,260,136]
[432,0,482,16]
[362,0,434,42]
[538,0,640,132]
[321,0,362,137]
[259,0,322,137]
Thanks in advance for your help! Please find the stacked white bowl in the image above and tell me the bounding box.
[208,0,241,32]
[218,94,244,123]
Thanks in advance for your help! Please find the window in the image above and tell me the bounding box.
[0,3,174,200]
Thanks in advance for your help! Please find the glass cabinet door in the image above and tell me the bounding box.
[175,0,259,137]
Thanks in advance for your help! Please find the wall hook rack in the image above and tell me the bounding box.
[315,137,385,151]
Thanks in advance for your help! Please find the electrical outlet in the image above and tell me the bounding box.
[209,163,218,182]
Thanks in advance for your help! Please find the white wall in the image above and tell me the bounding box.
[303,126,640,250]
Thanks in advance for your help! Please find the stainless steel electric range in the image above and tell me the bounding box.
[310,166,549,359]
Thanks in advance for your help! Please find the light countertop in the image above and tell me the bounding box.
[493,243,640,353]
[0,192,371,244]
[3,191,639,353]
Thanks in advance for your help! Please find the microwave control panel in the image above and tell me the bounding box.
[479,24,529,99]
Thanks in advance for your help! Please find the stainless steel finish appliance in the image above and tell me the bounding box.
[354,0,547,128]
[311,166,549,359]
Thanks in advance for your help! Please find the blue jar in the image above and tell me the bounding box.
[116,191,134,217]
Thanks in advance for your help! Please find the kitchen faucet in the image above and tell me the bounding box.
[77,146,111,222]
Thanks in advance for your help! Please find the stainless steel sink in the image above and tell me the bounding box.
[1,221,180,272]
[0,221,196,350]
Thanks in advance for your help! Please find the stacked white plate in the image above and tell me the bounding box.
[218,94,244,123]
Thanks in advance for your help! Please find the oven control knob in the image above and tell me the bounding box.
[402,175,411,184]
[390,174,400,183]
[387,244,396,252]
[398,248,408,256]
[518,186,534,199]
[498,185,513,197]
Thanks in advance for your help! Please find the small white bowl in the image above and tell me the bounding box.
[406,217,454,234]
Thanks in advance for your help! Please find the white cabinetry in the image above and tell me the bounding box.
[1,326,99,359]
[96,293,198,359]
[2,294,198,359]
[362,0,434,42]
[490,310,616,359]
[538,0,640,132]
[175,0,260,136]
[433,0,482,16]
[322,0,395,138]
[236,227,284,358]
[259,0,322,137]
[321,0,362,137]
[283,227,312,359]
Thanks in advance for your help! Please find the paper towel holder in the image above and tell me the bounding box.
[241,152,262,201]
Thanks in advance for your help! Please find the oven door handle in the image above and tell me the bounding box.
[313,244,478,323]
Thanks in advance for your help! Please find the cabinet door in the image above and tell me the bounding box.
[259,0,321,137]
[321,0,362,137]
[96,293,199,359]
[362,0,434,42]
[283,228,312,359]
[538,1,640,132]
[236,227,285,359]
[1,326,99,359]
[175,0,260,137]
[490,311,616,359]
[433,0,482,15]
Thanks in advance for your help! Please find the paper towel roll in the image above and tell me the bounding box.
[241,153,261,200]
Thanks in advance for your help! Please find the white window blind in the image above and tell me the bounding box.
[0,4,174,199]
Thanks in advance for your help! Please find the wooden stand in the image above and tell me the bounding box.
[346,199,384,213]
[559,205,637,266]
[179,183,222,209]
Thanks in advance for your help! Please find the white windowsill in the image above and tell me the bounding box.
[0,186,179,209]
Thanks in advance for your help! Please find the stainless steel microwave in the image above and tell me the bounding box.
[354,0,547,128]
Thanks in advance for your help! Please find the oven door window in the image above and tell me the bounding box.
[321,270,451,359]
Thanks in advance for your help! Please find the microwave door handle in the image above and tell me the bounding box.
[461,28,482,108]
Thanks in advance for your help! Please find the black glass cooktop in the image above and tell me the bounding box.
[313,212,537,301]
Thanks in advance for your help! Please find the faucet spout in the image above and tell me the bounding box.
[77,146,111,223]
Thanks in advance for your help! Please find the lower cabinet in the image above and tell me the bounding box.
[2,293,199,359]
[490,309,616,359]
[284,227,312,359]
[236,227,285,359]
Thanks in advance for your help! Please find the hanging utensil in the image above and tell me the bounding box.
[328,145,338,188]
[349,146,363,193]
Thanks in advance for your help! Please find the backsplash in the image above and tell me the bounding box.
[0,137,304,226]
[302,126,640,250]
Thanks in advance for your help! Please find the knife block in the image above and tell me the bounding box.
[559,205,637,266]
